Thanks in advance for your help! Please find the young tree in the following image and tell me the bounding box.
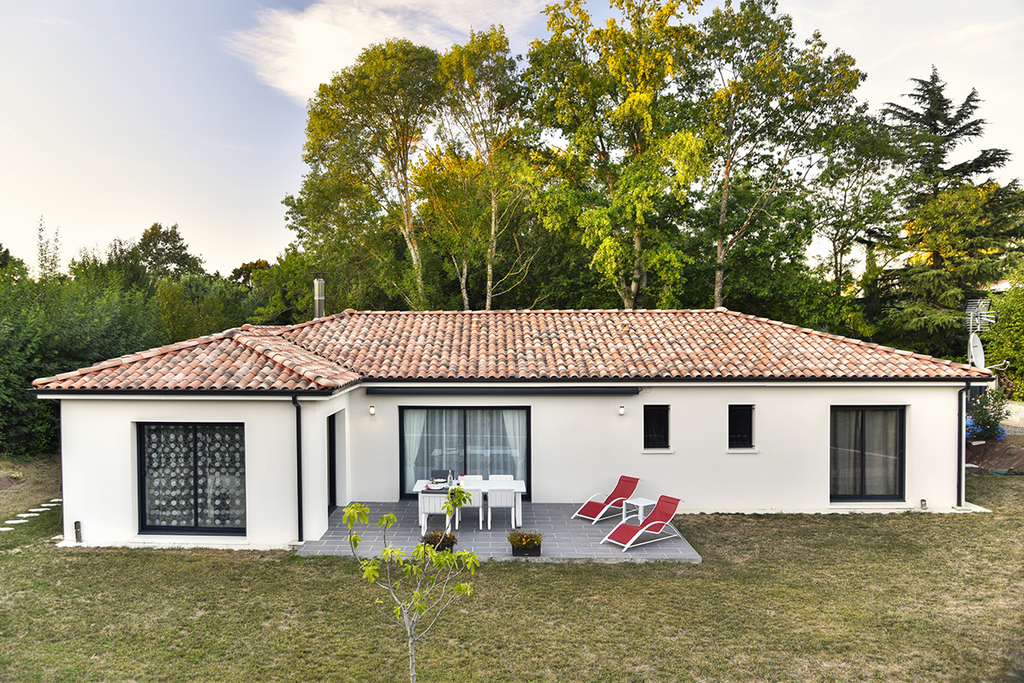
[342,490,478,683]
[295,39,443,309]
[526,0,705,309]
[683,0,863,308]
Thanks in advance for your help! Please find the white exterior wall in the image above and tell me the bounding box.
[51,380,968,549]
[343,381,965,513]
[57,396,304,549]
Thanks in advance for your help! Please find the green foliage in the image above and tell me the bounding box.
[137,223,205,279]
[526,0,705,309]
[986,270,1024,398]
[862,67,1024,358]
[343,491,478,683]
[0,267,162,459]
[683,0,864,308]
[152,274,259,344]
[296,39,443,309]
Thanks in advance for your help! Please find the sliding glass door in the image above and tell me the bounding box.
[400,407,529,496]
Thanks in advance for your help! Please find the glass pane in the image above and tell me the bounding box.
[195,425,246,529]
[403,409,463,493]
[644,406,669,449]
[729,405,753,448]
[864,410,900,497]
[466,409,527,480]
[830,410,862,496]
[143,424,195,528]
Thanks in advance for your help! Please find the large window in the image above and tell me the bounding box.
[138,423,246,534]
[644,405,670,449]
[400,408,529,496]
[728,405,754,449]
[830,407,904,501]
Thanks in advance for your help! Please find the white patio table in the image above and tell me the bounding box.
[413,479,526,529]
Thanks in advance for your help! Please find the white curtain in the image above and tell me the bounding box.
[501,409,528,481]
[830,410,862,497]
[403,409,428,492]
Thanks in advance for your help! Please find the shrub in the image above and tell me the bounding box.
[966,388,1009,440]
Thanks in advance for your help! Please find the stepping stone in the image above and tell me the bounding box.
[4,520,28,525]
[40,503,59,507]
[0,527,13,532]
[29,508,47,512]
[17,513,39,518]
[51,534,64,541]
[50,498,62,502]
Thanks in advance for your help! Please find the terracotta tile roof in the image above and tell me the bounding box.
[32,309,991,393]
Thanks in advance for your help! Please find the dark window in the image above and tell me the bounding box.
[400,408,530,496]
[830,407,904,501]
[644,405,670,449]
[729,405,754,448]
[138,423,246,535]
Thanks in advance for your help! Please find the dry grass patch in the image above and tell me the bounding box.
[0,452,62,521]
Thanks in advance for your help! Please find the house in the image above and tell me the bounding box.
[32,308,993,550]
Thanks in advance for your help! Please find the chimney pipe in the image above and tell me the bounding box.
[313,278,325,319]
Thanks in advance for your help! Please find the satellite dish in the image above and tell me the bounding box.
[969,332,985,369]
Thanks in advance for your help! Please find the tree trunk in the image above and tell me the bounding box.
[486,188,497,310]
[408,633,417,683]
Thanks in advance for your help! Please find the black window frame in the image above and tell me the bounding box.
[643,404,670,449]
[728,404,754,449]
[398,406,531,500]
[137,422,247,536]
[829,406,905,502]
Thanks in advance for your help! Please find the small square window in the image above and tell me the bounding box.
[728,405,754,449]
[644,405,670,449]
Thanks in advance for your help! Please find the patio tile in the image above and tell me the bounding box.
[297,502,701,563]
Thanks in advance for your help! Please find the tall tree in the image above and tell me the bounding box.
[296,39,443,308]
[435,26,533,310]
[867,67,1024,357]
[526,0,705,309]
[683,0,863,308]
[137,223,205,279]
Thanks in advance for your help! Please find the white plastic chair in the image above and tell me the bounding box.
[488,487,516,530]
[488,474,514,481]
[418,493,450,535]
[456,475,484,530]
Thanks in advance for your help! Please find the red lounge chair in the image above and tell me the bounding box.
[571,475,641,524]
[601,495,682,551]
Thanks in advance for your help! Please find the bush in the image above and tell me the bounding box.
[966,388,1009,440]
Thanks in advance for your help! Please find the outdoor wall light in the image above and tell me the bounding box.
[619,406,625,416]
[369,405,376,416]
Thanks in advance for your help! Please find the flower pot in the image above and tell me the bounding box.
[511,545,541,557]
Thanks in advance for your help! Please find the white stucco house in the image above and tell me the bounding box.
[32,308,993,550]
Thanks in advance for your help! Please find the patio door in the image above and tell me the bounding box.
[400,407,529,496]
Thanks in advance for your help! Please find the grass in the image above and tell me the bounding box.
[2,472,1024,681]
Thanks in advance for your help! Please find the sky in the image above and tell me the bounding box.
[1,0,1022,277]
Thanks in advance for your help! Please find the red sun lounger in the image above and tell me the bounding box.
[571,475,640,524]
[601,495,682,551]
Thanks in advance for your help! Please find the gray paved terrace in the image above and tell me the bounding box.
[297,501,702,563]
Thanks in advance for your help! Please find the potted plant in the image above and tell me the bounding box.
[421,531,458,552]
[508,529,544,557]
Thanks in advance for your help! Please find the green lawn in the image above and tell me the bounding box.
[2,476,1024,682]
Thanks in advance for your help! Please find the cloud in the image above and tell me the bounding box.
[225,0,547,105]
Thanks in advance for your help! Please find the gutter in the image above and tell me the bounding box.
[958,384,969,507]
[292,395,303,543]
